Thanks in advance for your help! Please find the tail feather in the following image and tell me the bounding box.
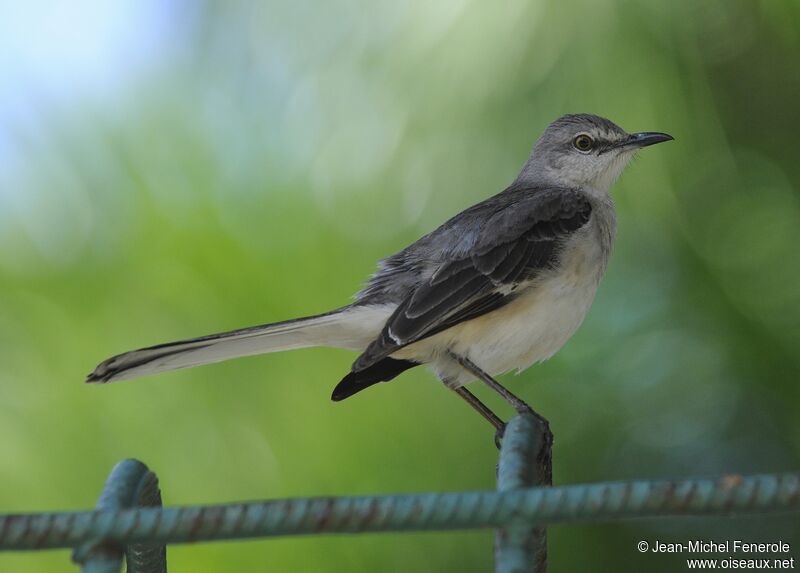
[331,358,418,401]
[87,305,391,383]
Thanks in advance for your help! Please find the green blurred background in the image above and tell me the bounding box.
[1,1,799,571]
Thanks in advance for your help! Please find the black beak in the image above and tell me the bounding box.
[599,131,673,154]
[626,132,674,148]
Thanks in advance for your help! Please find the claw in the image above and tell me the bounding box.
[514,402,535,416]
[494,423,507,450]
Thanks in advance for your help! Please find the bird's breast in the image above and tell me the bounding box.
[403,217,614,385]
[456,263,602,372]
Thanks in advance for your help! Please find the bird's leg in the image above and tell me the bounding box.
[451,352,553,458]
[453,386,506,431]
[443,378,507,448]
[449,351,548,426]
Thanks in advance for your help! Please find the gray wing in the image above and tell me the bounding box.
[352,186,591,371]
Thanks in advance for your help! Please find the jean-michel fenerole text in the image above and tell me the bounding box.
[650,540,791,554]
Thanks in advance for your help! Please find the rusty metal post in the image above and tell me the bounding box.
[72,459,166,573]
[495,413,553,573]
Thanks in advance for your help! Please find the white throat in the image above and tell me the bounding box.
[589,151,635,195]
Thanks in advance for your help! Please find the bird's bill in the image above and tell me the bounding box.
[599,131,673,154]
[625,132,674,148]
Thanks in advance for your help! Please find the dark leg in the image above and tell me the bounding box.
[450,352,553,481]
[453,386,505,431]
[449,352,534,415]
[446,383,507,449]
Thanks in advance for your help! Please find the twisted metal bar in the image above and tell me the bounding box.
[71,460,166,573]
[495,414,551,573]
[125,466,166,573]
[1,471,797,551]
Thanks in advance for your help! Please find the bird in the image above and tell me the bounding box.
[87,113,672,438]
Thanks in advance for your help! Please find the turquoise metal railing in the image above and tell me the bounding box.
[71,459,166,573]
[1,414,798,572]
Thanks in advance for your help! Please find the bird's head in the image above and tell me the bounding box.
[518,113,673,194]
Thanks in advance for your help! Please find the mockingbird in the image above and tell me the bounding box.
[88,113,672,439]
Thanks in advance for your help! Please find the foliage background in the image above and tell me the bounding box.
[1,1,798,571]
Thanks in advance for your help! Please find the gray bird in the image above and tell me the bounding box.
[88,113,672,435]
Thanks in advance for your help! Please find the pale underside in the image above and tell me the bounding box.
[331,221,608,387]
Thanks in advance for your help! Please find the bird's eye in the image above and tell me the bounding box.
[573,134,594,152]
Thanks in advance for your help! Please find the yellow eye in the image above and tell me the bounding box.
[573,134,594,152]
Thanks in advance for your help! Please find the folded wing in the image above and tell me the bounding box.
[353,186,592,371]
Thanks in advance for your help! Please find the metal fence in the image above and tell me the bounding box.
[1,414,798,572]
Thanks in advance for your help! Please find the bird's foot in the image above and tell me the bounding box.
[494,423,507,450]
[512,400,534,416]
[512,400,551,430]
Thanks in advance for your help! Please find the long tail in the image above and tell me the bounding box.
[87,306,387,383]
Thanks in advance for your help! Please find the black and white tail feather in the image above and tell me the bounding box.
[88,309,371,383]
